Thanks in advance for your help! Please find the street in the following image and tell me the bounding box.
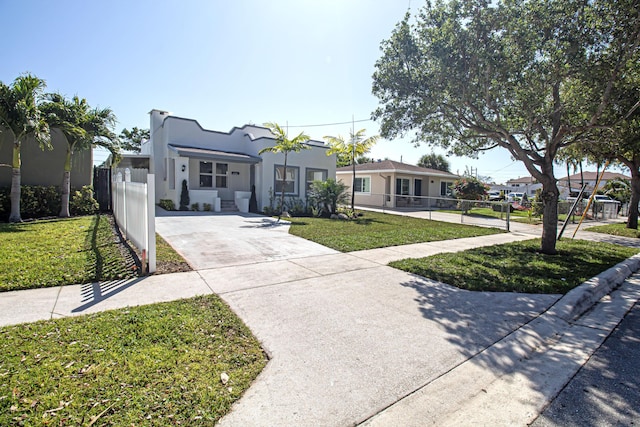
[531,301,640,426]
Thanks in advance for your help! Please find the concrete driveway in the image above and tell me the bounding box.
[153,211,561,425]
[155,209,337,270]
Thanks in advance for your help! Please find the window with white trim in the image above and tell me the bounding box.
[354,176,371,193]
[274,165,299,195]
[216,163,228,188]
[440,181,454,196]
[199,161,213,188]
[306,168,328,194]
[396,178,410,195]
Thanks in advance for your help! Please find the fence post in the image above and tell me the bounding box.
[147,175,156,273]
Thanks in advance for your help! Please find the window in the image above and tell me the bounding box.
[168,158,175,189]
[199,161,213,188]
[306,168,328,194]
[354,176,371,193]
[216,163,228,188]
[396,178,410,195]
[440,181,453,196]
[274,165,299,195]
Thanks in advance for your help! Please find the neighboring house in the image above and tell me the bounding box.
[138,110,336,212]
[557,171,630,198]
[504,176,542,197]
[336,160,459,208]
[0,128,92,188]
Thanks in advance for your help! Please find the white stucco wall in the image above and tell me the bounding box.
[148,110,336,209]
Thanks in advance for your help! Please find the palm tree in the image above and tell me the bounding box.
[0,74,51,222]
[324,129,379,210]
[259,122,310,217]
[41,94,119,217]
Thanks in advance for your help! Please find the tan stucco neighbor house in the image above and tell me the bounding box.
[0,129,93,189]
[336,160,459,208]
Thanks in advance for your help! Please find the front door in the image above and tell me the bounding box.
[414,179,422,197]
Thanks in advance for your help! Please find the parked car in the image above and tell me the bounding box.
[487,190,503,201]
[506,192,525,202]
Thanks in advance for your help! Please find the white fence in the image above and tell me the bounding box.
[112,172,156,273]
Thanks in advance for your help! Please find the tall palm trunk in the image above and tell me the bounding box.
[351,160,356,210]
[9,144,21,223]
[59,148,72,217]
[280,154,288,217]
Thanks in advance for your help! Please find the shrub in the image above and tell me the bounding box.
[70,186,99,216]
[285,197,307,216]
[191,202,200,211]
[179,179,190,211]
[158,199,175,211]
[202,203,212,211]
[308,179,349,217]
[0,185,61,220]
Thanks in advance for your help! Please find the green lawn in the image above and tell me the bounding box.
[585,222,640,238]
[0,295,267,426]
[390,238,639,294]
[0,215,192,292]
[0,215,136,292]
[288,211,504,252]
[442,207,574,225]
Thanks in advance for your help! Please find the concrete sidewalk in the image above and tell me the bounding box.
[1,214,639,426]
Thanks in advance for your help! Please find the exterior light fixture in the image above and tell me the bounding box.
[181,165,186,172]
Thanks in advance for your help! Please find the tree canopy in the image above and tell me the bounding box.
[259,122,310,216]
[0,74,51,222]
[41,94,118,217]
[119,127,149,153]
[418,152,450,172]
[372,0,640,254]
[325,129,379,210]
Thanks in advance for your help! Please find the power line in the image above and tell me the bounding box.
[286,118,373,128]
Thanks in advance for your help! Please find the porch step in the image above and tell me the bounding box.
[220,200,239,212]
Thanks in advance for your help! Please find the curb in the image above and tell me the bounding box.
[547,254,640,322]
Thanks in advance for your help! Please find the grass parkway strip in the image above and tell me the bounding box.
[288,210,504,252]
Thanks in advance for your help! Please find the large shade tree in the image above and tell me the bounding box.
[324,129,379,210]
[41,94,119,217]
[564,61,640,229]
[259,122,310,217]
[372,0,640,254]
[0,74,51,222]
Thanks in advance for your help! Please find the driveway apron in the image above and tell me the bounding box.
[155,211,337,270]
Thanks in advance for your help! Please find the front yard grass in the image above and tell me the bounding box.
[0,295,267,426]
[585,222,640,239]
[390,239,639,294]
[288,211,504,252]
[0,215,135,292]
[0,215,192,292]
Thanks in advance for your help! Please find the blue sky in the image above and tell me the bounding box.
[1,0,595,183]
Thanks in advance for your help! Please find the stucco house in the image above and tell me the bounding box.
[336,160,459,208]
[557,171,630,198]
[503,176,542,197]
[0,129,93,189]
[140,110,336,212]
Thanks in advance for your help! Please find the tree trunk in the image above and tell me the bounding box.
[627,164,640,230]
[351,160,356,210]
[538,160,560,255]
[9,144,21,223]
[280,154,288,216]
[60,170,71,217]
[59,147,72,217]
